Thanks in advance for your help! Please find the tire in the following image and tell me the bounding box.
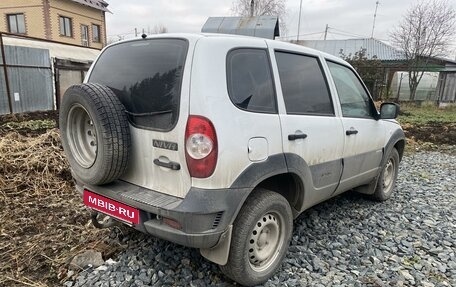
[220,189,293,286]
[59,83,131,185]
[372,148,399,201]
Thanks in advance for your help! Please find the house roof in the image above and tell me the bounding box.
[68,0,110,12]
[292,38,405,61]
[3,35,100,62]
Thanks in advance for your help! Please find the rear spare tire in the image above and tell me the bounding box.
[59,83,131,185]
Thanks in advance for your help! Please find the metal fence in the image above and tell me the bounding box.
[0,41,53,115]
[0,69,8,115]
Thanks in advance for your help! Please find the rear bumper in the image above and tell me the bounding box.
[74,176,250,249]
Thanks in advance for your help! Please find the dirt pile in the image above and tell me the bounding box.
[402,122,456,145]
[0,129,112,286]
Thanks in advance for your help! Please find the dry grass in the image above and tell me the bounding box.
[0,129,116,286]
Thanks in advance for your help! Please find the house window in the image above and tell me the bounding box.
[7,14,26,34]
[59,16,72,37]
[81,25,89,46]
[92,24,101,42]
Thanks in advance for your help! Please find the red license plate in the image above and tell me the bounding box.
[83,190,140,224]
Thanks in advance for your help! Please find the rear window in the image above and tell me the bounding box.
[89,39,188,130]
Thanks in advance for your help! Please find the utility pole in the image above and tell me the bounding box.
[297,0,303,41]
[250,0,254,17]
[371,1,379,38]
[324,24,329,40]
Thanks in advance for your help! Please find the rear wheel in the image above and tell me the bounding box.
[220,189,292,286]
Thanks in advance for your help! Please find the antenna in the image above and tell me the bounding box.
[324,24,329,40]
[297,0,303,41]
[371,1,379,38]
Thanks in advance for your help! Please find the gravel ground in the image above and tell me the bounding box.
[66,151,456,287]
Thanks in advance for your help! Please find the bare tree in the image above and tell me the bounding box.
[390,0,456,100]
[152,24,168,34]
[231,0,287,33]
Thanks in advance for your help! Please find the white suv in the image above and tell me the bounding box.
[59,33,405,286]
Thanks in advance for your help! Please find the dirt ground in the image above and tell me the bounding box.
[0,110,454,286]
[402,122,456,146]
[0,111,129,287]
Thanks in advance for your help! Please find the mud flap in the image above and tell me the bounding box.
[354,175,379,195]
[200,225,232,265]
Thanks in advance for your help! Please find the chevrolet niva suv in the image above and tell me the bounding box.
[60,33,405,286]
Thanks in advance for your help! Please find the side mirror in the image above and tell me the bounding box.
[380,103,400,119]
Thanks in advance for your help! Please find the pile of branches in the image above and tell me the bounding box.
[0,129,113,286]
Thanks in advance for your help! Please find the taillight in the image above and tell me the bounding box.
[185,115,218,178]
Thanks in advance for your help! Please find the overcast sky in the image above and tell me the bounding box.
[105,0,456,56]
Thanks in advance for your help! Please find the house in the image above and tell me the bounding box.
[0,0,110,115]
[292,38,404,61]
[0,0,109,49]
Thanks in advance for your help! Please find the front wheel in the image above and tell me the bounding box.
[220,189,293,286]
[373,148,400,201]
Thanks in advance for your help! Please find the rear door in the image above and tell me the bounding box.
[325,60,385,194]
[269,45,345,209]
[88,37,196,198]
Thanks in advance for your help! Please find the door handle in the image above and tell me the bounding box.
[346,129,358,136]
[288,133,307,141]
[153,159,181,170]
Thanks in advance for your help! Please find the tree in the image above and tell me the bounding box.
[390,0,456,100]
[231,0,287,34]
[340,49,385,100]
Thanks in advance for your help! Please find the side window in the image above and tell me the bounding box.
[275,52,334,115]
[327,61,373,118]
[227,49,276,113]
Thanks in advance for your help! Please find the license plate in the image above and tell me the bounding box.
[83,190,140,225]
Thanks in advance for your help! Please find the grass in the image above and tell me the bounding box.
[0,119,56,130]
[397,103,456,125]
[402,255,421,266]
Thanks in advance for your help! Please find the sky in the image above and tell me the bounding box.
[105,0,456,57]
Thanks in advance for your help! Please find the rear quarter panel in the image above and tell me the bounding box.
[189,37,283,189]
